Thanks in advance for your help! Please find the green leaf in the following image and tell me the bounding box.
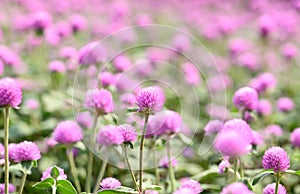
[142,179,162,191]
[286,170,300,176]
[97,186,138,194]
[56,179,78,194]
[51,166,60,179]
[241,178,253,191]
[252,170,274,186]
[125,107,139,113]
[33,177,55,190]
[124,142,134,149]
[32,160,38,168]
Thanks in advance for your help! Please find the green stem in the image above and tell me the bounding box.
[4,107,10,194]
[240,158,244,178]
[123,145,139,192]
[67,146,81,193]
[166,139,176,193]
[233,158,239,182]
[52,179,57,194]
[19,172,27,194]
[139,114,149,193]
[151,138,160,185]
[275,172,280,194]
[93,158,108,193]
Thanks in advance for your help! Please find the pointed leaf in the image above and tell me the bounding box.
[56,179,77,194]
[97,186,138,193]
[33,177,55,190]
[51,166,60,179]
[125,107,139,113]
[252,170,274,186]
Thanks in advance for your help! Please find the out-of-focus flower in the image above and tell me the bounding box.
[0,78,22,108]
[9,141,41,163]
[100,177,121,190]
[173,187,196,194]
[69,14,87,33]
[179,179,203,194]
[119,124,137,142]
[120,93,136,107]
[96,125,124,146]
[281,43,297,60]
[221,182,254,194]
[41,166,67,180]
[76,112,93,129]
[233,87,258,111]
[30,11,52,32]
[48,60,66,73]
[172,34,191,52]
[113,55,132,72]
[53,121,83,144]
[257,99,272,116]
[24,99,39,110]
[259,15,276,37]
[204,120,223,135]
[100,72,115,87]
[262,146,290,172]
[0,143,4,165]
[290,128,300,148]
[264,125,283,137]
[181,62,201,86]
[79,42,106,65]
[252,131,264,145]
[219,158,230,174]
[84,89,114,115]
[59,46,78,60]
[237,52,258,70]
[249,73,276,94]
[263,183,287,194]
[159,156,178,168]
[136,86,164,114]
[276,97,294,112]
[0,183,16,194]
[228,38,249,58]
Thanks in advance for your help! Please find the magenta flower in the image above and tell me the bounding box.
[100,177,121,190]
[252,131,264,146]
[262,147,290,172]
[85,89,114,115]
[180,179,203,194]
[263,183,287,194]
[136,86,164,114]
[0,78,22,108]
[100,72,116,87]
[219,158,230,174]
[204,120,223,135]
[276,97,294,112]
[0,183,15,194]
[281,43,297,60]
[113,55,132,72]
[290,128,300,148]
[233,87,258,111]
[257,99,272,116]
[78,42,106,65]
[119,124,137,142]
[181,62,201,86]
[53,121,83,144]
[48,60,66,73]
[159,156,178,168]
[75,112,93,129]
[24,99,39,110]
[30,11,52,31]
[249,73,276,94]
[221,182,254,194]
[41,166,67,181]
[173,187,197,194]
[96,125,124,146]
[69,14,87,33]
[264,125,283,137]
[59,46,78,60]
[9,141,41,163]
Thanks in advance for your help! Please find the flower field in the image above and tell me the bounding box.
[0,0,300,194]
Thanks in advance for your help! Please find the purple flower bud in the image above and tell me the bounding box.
[41,166,67,181]
[96,125,124,146]
[262,147,290,172]
[249,73,276,94]
[276,97,294,112]
[221,182,254,194]
[100,72,116,87]
[136,86,164,114]
[290,128,300,148]
[263,183,287,194]
[113,55,132,72]
[233,87,258,111]
[84,89,114,115]
[100,177,121,190]
[53,121,83,144]
[9,141,41,163]
[237,52,258,71]
[30,11,52,31]
[0,78,22,108]
[119,124,137,142]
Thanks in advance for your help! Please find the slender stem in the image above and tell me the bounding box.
[4,107,10,194]
[67,146,81,193]
[123,145,139,192]
[240,158,244,178]
[52,179,57,194]
[85,116,99,193]
[19,172,27,194]
[233,158,239,182]
[275,172,280,194]
[166,139,176,193]
[151,138,160,185]
[139,114,149,193]
[93,157,108,193]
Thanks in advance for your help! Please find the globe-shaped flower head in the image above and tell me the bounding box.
[119,124,137,143]
[96,125,124,146]
[221,182,254,194]
[290,128,300,148]
[136,86,164,114]
[85,89,114,115]
[9,141,41,163]
[179,179,203,194]
[100,177,121,190]
[233,87,258,111]
[53,121,83,144]
[262,147,290,172]
[0,78,22,108]
[263,183,287,194]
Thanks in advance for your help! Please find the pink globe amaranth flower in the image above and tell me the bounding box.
[76,112,93,129]
[171,34,191,52]
[264,125,283,137]
[59,46,78,60]
[30,11,52,31]
[53,121,83,144]
[119,124,137,143]
[84,89,114,115]
[204,120,223,135]
[113,55,132,72]
[145,190,158,194]
[277,97,294,112]
[262,147,290,172]
[252,131,264,146]
[215,119,253,158]
[146,110,182,137]
[290,128,300,148]
[136,86,164,114]
[120,93,136,107]
[173,187,197,194]
[24,99,39,110]
[0,183,15,194]
[180,179,203,194]
[0,78,22,108]
[100,72,116,87]
[208,74,232,92]
[8,143,17,161]
[221,182,254,194]
[181,62,201,86]
[9,141,41,163]
[228,38,249,58]
[41,166,67,181]
[233,87,258,111]
[0,46,22,67]
[281,43,297,60]
[69,14,87,33]
[45,26,61,46]
[96,125,124,146]
[249,73,276,94]
[237,52,258,71]
[48,60,66,73]
[257,99,272,116]
[219,158,230,174]
[78,42,106,65]
[259,14,276,37]
[100,177,121,190]
[159,156,178,168]
[263,183,287,194]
